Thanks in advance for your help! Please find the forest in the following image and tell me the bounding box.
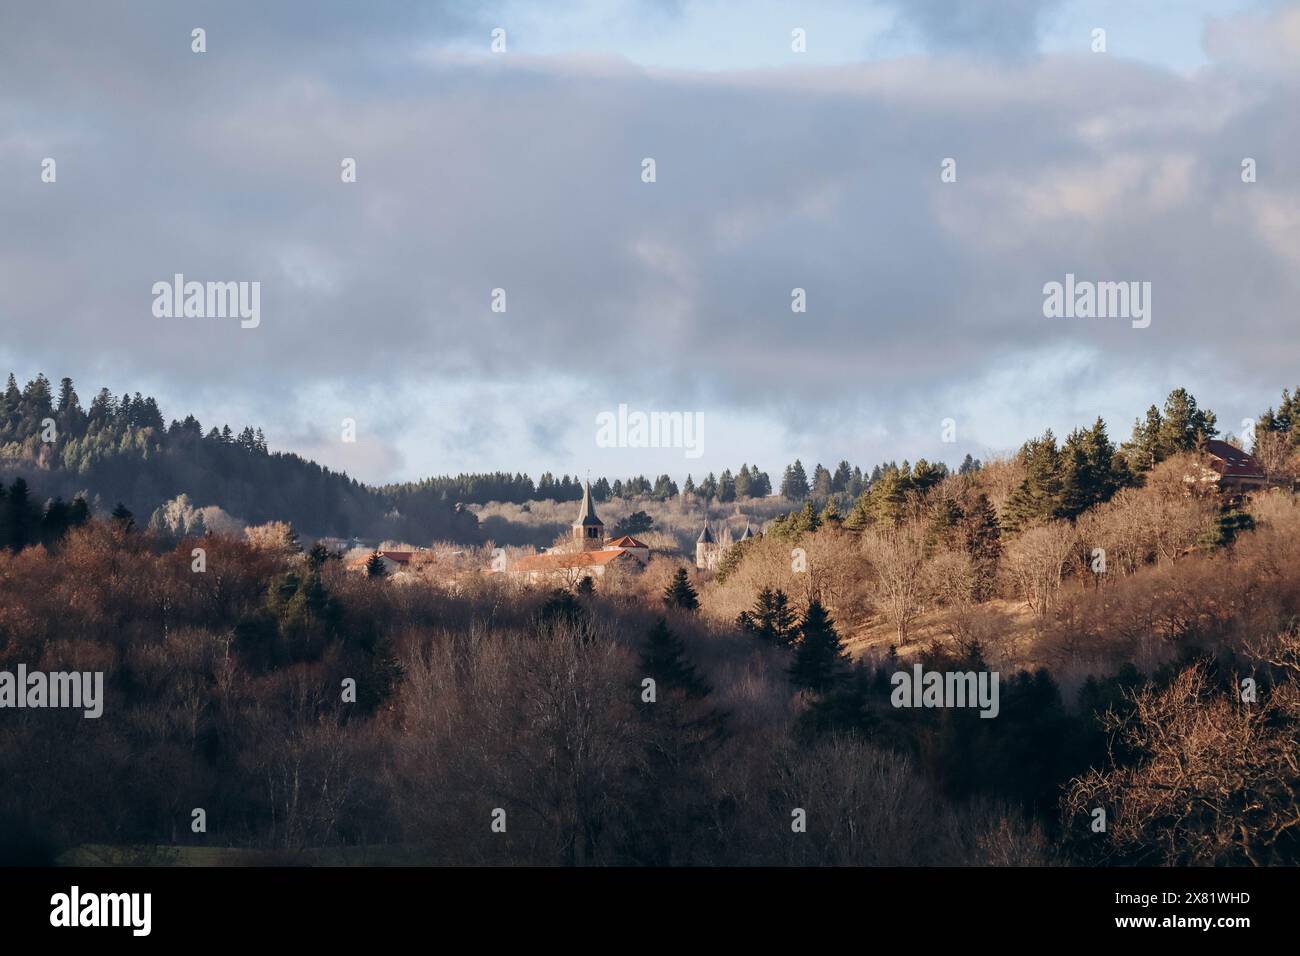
[2,384,1299,866]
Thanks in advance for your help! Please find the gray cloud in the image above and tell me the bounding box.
[2,3,1298,482]
[878,0,1065,57]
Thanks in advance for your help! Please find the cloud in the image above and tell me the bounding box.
[1,2,1298,482]
[879,0,1065,57]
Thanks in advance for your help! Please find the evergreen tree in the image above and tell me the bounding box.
[733,464,752,499]
[924,495,965,556]
[4,479,39,550]
[819,499,843,527]
[718,469,736,502]
[846,465,913,529]
[831,460,852,493]
[539,588,584,628]
[612,510,654,536]
[110,502,135,532]
[1157,387,1217,455]
[56,377,75,413]
[640,617,710,698]
[789,599,847,693]
[663,567,700,612]
[736,587,799,646]
[1126,404,1165,471]
[365,552,387,578]
[962,493,1002,602]
[910,458,946,494]
[307,542,330,571]
[39,497,72,546]
[1058,419,1126,518]
[652,474,679,499]
[771,499,821,538]
[68,495,91,527]
[780,460,810,501]
[811,463,833,499]
[1001,431,1063,534]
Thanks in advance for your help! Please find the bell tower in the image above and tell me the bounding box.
[572,480,605,552]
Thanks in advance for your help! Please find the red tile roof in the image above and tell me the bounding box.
[1203,440,1265,480]
[511,549,634,572]
[606,535,648,549]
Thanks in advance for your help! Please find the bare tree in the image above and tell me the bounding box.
[862,522,928,644]
[1063,663,1300,865]
[1002,520,1075,615]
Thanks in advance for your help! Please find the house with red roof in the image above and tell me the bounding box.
[500,482,652,587]
[1203,439,1267,492]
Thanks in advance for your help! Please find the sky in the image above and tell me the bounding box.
[2,0,1299,487]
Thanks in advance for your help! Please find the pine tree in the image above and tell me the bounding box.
[68,496,91,527]
[640,617,710,698]
[718,469,736,502]
[663,567,700,611]
[56,377,75,413]
[819,500,843,527]
[811,463,833,499]
[860,466,913,527]
[110,502,135,532]
[780,460,810,501]
[831,460,852,493]
[924,495,964,555]
[734,464,752,499]
[910,459,945,494]
[1001,431,1063,533]
[736,586,799,646]
[1127,404,1165,470]
[365,552,387,578]
[1057,418,1126,519]
[789,599,847,693]
[962,493,1002,602]
[4,479,39,550]
[1157,387,1217,455]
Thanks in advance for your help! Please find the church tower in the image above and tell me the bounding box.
[572,480,605,552]
[696,522,720,570]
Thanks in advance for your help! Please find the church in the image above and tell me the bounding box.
[506,481,651,586]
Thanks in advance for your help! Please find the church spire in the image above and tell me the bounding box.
[572,479,604,551]
[574,480,603,528]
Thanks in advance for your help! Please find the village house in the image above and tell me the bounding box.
[503,481,652,587]
[1183,440,1268,496]
[345,549,417,577]
[1203,439,1267,492]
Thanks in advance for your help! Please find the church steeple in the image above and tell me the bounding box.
[572,480,605,551]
